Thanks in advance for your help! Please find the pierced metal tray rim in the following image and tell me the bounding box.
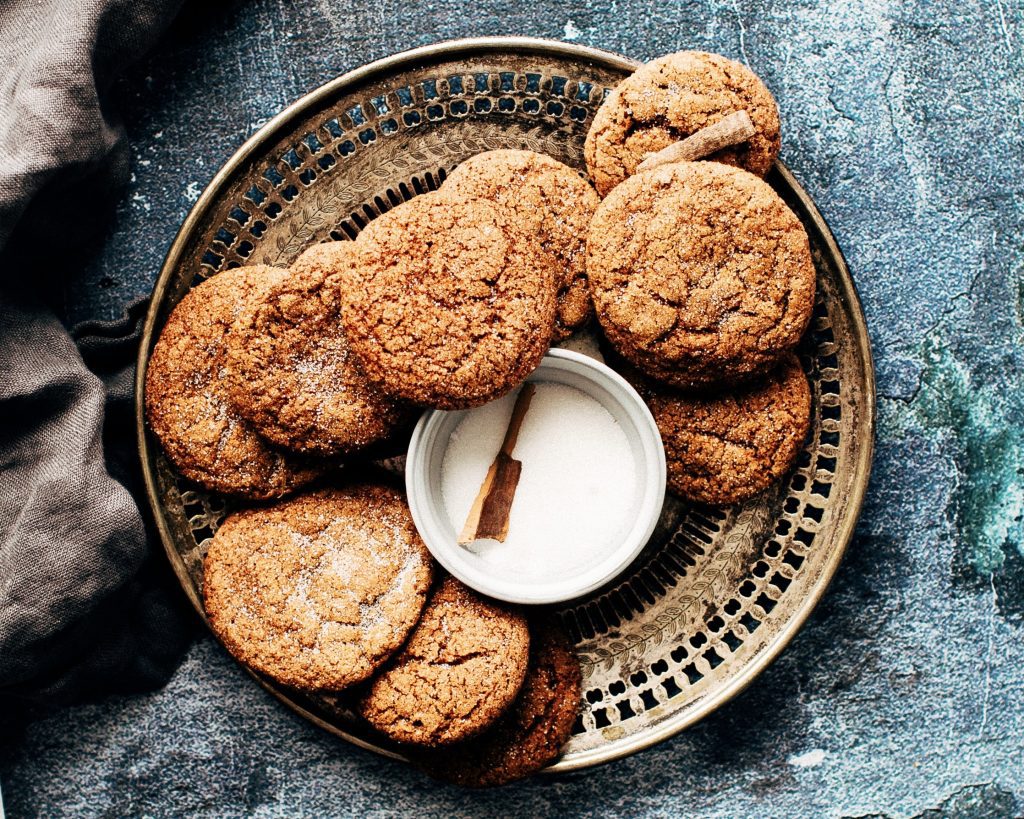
[135,36,876,775]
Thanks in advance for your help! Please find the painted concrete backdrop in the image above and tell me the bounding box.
[1,0,1022,816]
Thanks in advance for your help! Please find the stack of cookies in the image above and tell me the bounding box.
[145,149,596,787]
[143,48,817,786]
[145,151,601,497]
[584,50,815,506]
[202,480,582,786]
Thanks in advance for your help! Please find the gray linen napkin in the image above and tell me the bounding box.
[0,0,194,713]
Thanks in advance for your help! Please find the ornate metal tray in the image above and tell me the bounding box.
[136,37,875,772]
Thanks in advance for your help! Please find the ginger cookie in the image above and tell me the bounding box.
[225,242,410,456]
[358,576,530,747]
[144,266,320,499]
[338,195,557,409]
[584,50,781,196]
[442,150,599,340]
[588,161,816,389]
[415,621,582,787]
[203,482,434,691]
[638,354,811,506]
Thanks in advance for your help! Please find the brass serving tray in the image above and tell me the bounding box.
[136,37,875,772]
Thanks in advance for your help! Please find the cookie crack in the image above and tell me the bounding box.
[433,649,490,668]
[621,113,695,145]
[683,424,761,459]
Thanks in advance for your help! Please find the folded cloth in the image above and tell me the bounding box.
[0,294,196,708]
[0,0,194,712]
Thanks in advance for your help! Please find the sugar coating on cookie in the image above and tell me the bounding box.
[641,354,811,505]
[338,195,557,409]
[203,483,434,691]
[144,266,320,499]
[585,50,781,196]
[442,150,599,340]
[225,242,410,456]
[358,576,530,747]
[588,161,816,388]
[414,621,582,787]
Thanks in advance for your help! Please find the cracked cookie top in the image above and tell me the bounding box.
[225,243,411,456]
[202,483,434,691]
[637,354,811,505]
[587,161,816,389]
[144,266,321,499]
[338,194,557,410]
[358,576,530,747]
[414,620,582,787]
[584,50,781,196]
[441,149,599,341]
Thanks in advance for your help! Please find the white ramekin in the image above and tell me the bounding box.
[405,348,666,605]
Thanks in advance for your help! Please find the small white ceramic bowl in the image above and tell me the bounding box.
[406,348,666,605]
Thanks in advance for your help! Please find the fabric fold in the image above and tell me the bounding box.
[0,0,193,710]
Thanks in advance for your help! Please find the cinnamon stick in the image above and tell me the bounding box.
[635,110,756,174]
[457,383,536,545]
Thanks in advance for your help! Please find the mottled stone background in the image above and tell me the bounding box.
[2,0,1022,816]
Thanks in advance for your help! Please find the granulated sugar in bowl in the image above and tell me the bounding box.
[406,349,666,605]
